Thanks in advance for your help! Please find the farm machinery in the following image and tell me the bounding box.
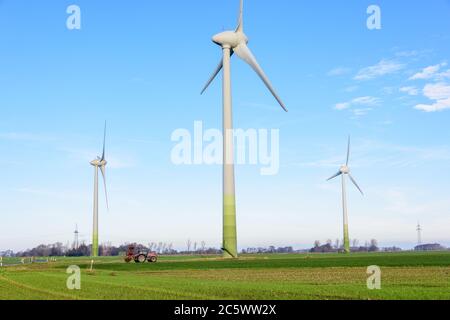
[124,245,158,263]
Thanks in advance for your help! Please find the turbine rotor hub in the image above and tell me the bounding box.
[212,31,248,48]
[340,165,350,174]
[90,159,107,167]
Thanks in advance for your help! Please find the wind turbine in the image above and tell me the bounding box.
[201,0,287,258]
[90,122,109,257]
[327,137,363,254]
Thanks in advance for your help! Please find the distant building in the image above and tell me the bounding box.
[310,243,335,253]
[414,243,444,251]
[0,250,14,257]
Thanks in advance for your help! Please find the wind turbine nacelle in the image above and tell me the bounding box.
[90,159,107,167]
[212,31,248,48]
[340,165,350,174]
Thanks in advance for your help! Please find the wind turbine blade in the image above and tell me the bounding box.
[348,173,364,195]
[346,136,350,166]
[201,51,236,94]
[235,0,244,32]
[201,59,223,94]
[100,165,109,210]
[327,172,342,181]
[233,43,288,112]
[101,121,107,161]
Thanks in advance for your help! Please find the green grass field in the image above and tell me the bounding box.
[1,252,449,300]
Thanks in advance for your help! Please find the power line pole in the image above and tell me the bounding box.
[74,224,79,249]
[416,222,422,246]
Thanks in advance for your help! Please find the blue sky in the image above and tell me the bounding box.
[1,0,450,251]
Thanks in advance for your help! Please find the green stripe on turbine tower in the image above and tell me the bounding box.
[90,122,109,258]
[327,137,364,254]
[223,195,237,258]
[343,223,350,254]
[201,0,288,259]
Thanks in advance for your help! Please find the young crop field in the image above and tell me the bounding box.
[0,252,449,300]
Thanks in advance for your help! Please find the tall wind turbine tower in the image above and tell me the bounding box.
[201,0,287,258]
[90,122,109,257]
[327,137,364,254]
[417,222,422,246]
[73,224,79,250]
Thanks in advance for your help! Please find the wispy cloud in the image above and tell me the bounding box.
[415,83,450,112]
[293,139,450,170]
[344,85,359,93]
[409,62,448,80]
[354,59,405,81]
[334,96,381,117]
[395,50,420,58]
[399,86,419,96]
[327,67,351,77]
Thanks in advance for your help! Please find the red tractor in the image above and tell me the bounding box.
[124,245,158,263]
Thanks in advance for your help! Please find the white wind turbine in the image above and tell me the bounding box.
[90,122,109,257]
[327,137,363,254]
[201,0,287,258]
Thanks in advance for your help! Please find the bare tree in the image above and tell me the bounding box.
[352,239,359,248]
[335,239,340,249]
[193,242,197,253]
[369,239,379,252]
[157,242,163,254]
[187,239,192,254]
[314,240,321,248]
[201,241,206,254]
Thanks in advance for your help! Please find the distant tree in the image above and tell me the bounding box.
[187,239,192,253]
[314,240,321,248]
[335,239,340,249]
[201,241,206,253]
[369,239,379,252]
[310,243,334,253]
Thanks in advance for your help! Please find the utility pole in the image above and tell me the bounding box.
[416,222,422,246]
[74,224,79,249]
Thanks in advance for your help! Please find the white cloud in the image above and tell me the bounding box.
[399,86,419,96]
[327,67,351,76]
[354,59,405,80]
[409,62,447,80]
[294,139,450,169]
[351,96,381,106]
[335,102,350,110]
[395,50,420,57]
[423,82,450,100]
[439,69,450,79]
[344,85,359,93]
[334,96,381,116]
[415,83,450,112]
[352,108,373,117]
